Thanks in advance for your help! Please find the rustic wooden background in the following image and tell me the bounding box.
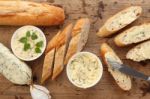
[0,0,150,99]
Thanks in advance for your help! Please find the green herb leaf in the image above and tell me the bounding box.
[24,43,31,51]
[26,31,31,37]
[19,37,27,43]
[31,32,38,40]
[36,41,43,48]
[35,47,41,53]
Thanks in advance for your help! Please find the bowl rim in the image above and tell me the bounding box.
[11,25,46,61]
[66,51,103,89]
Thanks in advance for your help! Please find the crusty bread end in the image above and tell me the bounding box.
[97,6,142,37]
[100,43,132,91]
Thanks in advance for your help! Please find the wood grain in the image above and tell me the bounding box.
[0,0,150,99]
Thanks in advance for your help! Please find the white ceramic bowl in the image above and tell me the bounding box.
[11,25,46,61]
[66,52,103,89]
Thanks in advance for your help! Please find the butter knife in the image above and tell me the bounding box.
[106,59,150,82]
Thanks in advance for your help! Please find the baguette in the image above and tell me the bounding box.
[100,43,132,90]
[45,18,89,53]
[52,18,90,80]
[41,49,55,84]
[41,24,73,83]
[97,6,142,37]
[126,40,150,62]
[115,24,150,46]
[0,1,65,26]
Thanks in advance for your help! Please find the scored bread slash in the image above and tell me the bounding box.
[126,40,150,62]
[97,6,142,37]
[41,48,55,84]
[100,43,132,91]
[114,23,150,47]
[45,18,89,53]
[51,24,74,80]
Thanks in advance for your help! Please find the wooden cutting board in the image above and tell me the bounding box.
[0,0,150,99]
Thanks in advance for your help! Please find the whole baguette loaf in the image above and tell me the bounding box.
[126,40,150,62]
[100,43,132,90]
[45,18,89,53]
[115,24,150,47]
[97,6,142,37]
[0,1,65,26]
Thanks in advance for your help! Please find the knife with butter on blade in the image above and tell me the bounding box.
[106,58,150,82]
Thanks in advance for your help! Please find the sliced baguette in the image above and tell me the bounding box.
[64,19,90,64]
[97,6,142,37]
[41,23,73,83]
[52,18,90,80]
[100,43,132,90]
[45,18,89,53]
[41,49,55,84]
[115,24,150,47]
[126,40,150,62]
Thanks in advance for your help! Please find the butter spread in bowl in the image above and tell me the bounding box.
[67,52,103,88]
[11,25,46,61]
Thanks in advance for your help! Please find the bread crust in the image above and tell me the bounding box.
[114,36,126,47]
[0,1,65,26]
[100,43,132,91]
[97,6,142,37]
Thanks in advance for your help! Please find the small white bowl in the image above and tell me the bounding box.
[66,52,103,89]
[11,25,46,61]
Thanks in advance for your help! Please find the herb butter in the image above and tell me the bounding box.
[67,52,103,88]
[11,26,46,61]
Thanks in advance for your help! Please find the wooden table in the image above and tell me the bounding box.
[0,0,150,99]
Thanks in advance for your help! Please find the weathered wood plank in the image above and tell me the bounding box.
[0,0,150,99]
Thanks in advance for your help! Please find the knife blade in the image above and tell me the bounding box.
[106,58,150,82]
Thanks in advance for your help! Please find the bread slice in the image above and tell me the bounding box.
[97,6,142,37]
[52,45,66,80]
[45,18,89,53]
[126,40,150,62]
[52,18,90,80]
[41,49,55,84]
[115,24,150,47]
[100,43,132,90]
